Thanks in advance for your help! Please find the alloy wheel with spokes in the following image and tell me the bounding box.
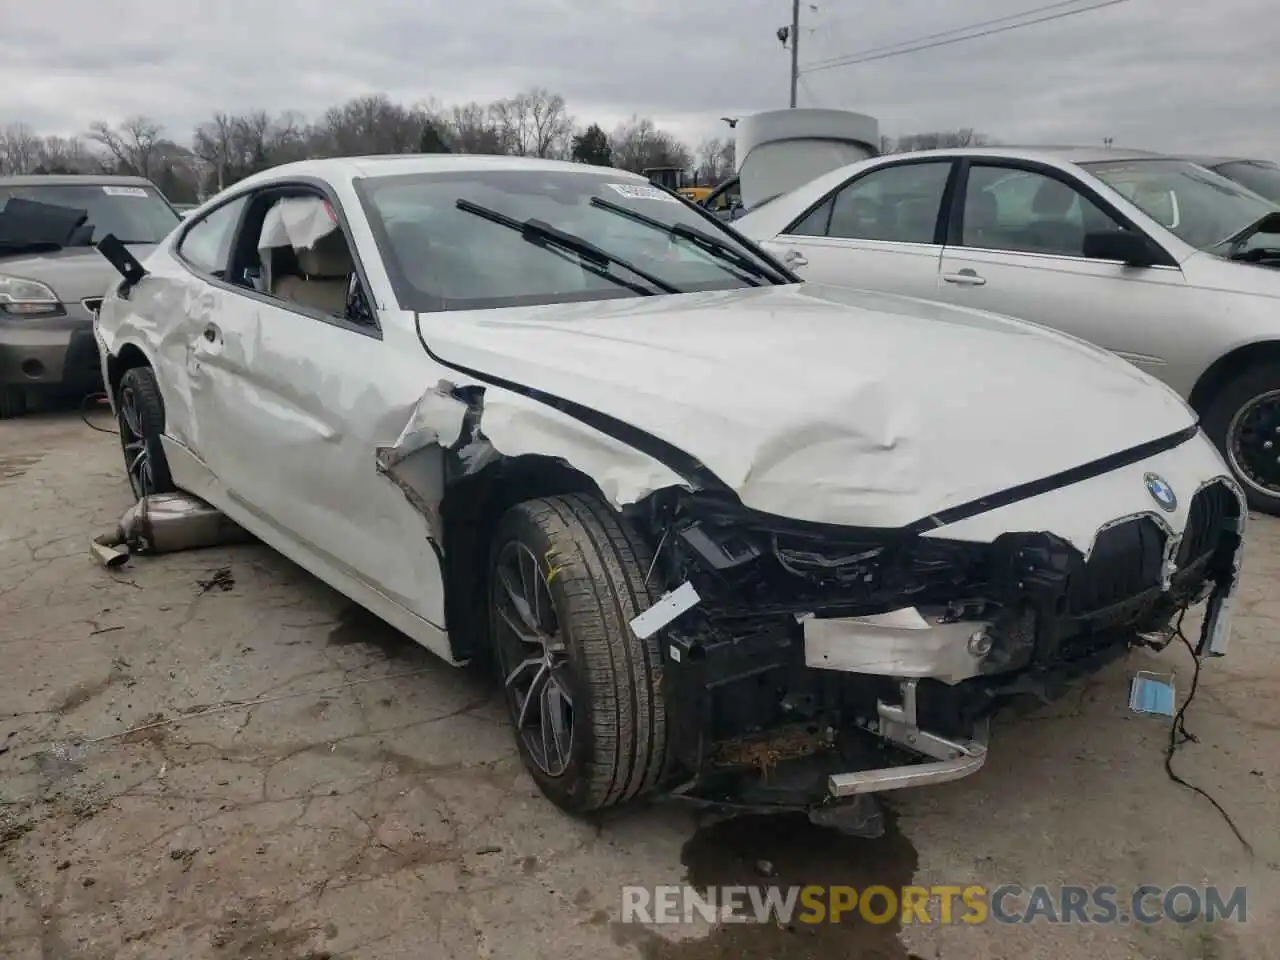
[113,366,174,500]
[487,495,670,814]
[491,540,575,778]
[118,384,156,499]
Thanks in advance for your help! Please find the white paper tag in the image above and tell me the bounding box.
[102,185,149,198]
[629,581,700,639]
[606,183,680,203]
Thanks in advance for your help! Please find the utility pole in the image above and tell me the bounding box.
[789,0,800,108]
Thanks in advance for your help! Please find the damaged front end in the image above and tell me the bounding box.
[374,375,1243,834]
[624,480,1244,829]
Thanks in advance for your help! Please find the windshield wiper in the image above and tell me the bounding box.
[1226,246,1280,263]
[1215,210,1280,257]
[454,199,679,295]
[589,196,790,285]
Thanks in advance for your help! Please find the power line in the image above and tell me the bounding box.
[798,74,822,106]
[804,0,1091,68]
[801,0,1135,75]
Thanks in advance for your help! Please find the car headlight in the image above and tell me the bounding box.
[0,274,63,317]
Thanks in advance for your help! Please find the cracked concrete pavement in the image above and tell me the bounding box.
[2,408,1278,960]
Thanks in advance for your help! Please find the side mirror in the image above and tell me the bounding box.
[1082,230,1163,267]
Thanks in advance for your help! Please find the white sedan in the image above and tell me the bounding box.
[734,146,1280,515]
[93,155,1245,828]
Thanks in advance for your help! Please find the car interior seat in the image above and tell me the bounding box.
[964,190,1000,247]
[1027,178,1085,255]
[272,230,354,315]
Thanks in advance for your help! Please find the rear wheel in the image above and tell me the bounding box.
[488,493,669,814]
[1203,362,1280,515]
[115,366,175,499]
[0,386,27,420]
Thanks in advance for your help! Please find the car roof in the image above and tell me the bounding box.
[1166,154,1277,168]
[875,145,1279,172]
[0,173,157,187]
[873,145,1176,165]
[235,154,650,188]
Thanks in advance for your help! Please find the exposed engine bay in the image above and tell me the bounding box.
[623,481,1244,826]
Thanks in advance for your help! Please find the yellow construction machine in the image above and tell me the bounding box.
[643,166,713,204]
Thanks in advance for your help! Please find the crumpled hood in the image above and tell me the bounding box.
[0,244,156,301]
[417,283,1197,529]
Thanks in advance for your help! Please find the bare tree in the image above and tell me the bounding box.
[34,135,94,173]
[0,123,41,175]
[491,88,573,158]
[87,115,165,178]
[313,95,423,157]
[609,116,691,174]
[268,111,312,165]
[12,89,655,195]
[892,129,993,153]
[444,102,506,155]
[191,113,240,191]
[695,137,735,185]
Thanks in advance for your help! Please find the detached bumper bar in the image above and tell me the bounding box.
[829,718,989,796]
[828,678,990,797]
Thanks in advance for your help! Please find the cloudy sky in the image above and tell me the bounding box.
[3,0,1276,156]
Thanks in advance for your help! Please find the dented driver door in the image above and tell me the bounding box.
[186,284,450,631]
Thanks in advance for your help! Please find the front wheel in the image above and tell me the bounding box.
[1203,362,1280,515]
[488,494,669,814]
[115,366,176,500]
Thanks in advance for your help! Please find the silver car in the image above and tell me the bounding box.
[735,147,1280,513]
[0,175,180,417]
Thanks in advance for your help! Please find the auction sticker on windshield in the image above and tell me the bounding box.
[606,183,680,202]
[102,186,149,198]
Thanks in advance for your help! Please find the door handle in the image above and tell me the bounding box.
[942,269,986,286]
[202,324,219,343]
[782,249,808,268]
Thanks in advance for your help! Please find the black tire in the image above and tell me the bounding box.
[1202,362,1280,515]
[115,366,175,499]
[0,386,27,420]
[489,493,668,814]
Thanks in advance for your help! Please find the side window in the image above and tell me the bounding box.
[788,198,833,237]
[176,196,247,276]
[962,164,1126,258]
[256,195,368,322]
[790,162,951,243]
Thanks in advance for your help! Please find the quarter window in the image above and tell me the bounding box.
[961,165,1126,258]
[177,197,247,275]
[789,162,951,244]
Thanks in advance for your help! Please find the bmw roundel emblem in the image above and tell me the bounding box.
[1144,473,1177,512]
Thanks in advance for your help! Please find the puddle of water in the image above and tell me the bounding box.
[619,811,924,960]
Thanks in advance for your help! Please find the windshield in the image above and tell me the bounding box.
[0,182,180,245]
[355,169,789,312]
[1213,161,1280,206]
[1082,159,1279,251]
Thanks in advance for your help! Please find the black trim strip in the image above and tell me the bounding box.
[411,316,734,495]
[907,423,1201,533]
